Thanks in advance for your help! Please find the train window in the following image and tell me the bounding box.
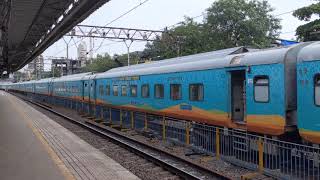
[254,76,269,103]
[130,85,137,97]
[170,84,182,100]
[106,85,110,96]
[141,84,149,98]
[113,85,118,96]
[315,75,320,106]
[121,85,127,96]
[189,84,204,101]
[154,84,164,99]
[99,85,104,95]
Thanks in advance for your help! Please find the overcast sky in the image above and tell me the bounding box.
[41,0,315,70]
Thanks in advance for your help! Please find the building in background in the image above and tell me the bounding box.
[25,54,44,79]
[77,41,87,67]
[51,58,81,76]
[36,55,44,73]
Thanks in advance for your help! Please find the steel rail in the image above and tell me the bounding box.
[16,94,229,180]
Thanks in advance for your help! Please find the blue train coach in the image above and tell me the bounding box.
[297,42,320,145]
[90,43,312,139]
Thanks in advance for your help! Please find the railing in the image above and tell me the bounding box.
[36,95,320,180]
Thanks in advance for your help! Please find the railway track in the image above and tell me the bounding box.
[16,94,229,180]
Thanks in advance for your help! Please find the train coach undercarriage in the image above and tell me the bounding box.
[14,91,320,180]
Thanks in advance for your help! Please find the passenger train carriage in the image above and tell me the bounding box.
[297,42,320,144]
[3,42,320,145]
[89,43,309,138]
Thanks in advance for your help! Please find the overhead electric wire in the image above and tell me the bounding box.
[50,0,151,58]
[49,3,301,59]
[280,30,296,35]
[165,13,205,30]
[86,0,151,56]
[104,0,150,27]
[274,10,295,17]
[164,8,300,30]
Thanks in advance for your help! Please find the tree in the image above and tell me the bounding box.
[204,0,281,49]
[144,18,207,59]
[41,69,61,78]
[144,0,281,60]
[13,71,27,82]
[114,52,141,66]
[143,18,208,60]
[81,53,118,73]
[293,1,320,41]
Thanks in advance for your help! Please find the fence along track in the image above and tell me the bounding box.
[97,105,320,180]
[17,93,228,180]
[17,92,320,179]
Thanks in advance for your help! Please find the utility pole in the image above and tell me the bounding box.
[124,40,133,66]
[62,37,72,59]
[89,34,94,63]
[62,37,73,76]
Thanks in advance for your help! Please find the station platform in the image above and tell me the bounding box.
[0,91,139,180]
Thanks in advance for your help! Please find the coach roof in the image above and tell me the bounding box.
[298,41,320,62]
[95,43,308,79]
[108,47,250,73]
[35,78,53,83]
[53,72,93,82]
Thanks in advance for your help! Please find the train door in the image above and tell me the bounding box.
[230,70,246,123]
[89,79,96,104]
[48,82,52,96]
[48,82,50,95]
[83,80,90,101]
[81,81,85,100]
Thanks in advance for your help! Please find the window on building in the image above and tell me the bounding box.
[121,85,127,96]
[130,85,137,97]
[254,76,269,103]
[170,84,182,100]
[154,84,164,99]
[106,85,110,96]
[99,85,104,95]
[189,84,204,101]
[315,75,320,106]
[141,84,149,98]
[113,85,118,96]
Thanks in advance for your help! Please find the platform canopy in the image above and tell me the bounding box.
[0,0,110,76]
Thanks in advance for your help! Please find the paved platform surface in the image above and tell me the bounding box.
[0,91,139,180]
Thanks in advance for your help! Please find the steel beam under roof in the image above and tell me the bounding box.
[0,0,111,75]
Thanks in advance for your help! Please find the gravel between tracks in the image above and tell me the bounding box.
[25,99,256,180]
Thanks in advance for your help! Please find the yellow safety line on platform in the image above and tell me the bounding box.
[8,95,75,180]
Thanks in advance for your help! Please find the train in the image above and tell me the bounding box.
[2,41,320,146]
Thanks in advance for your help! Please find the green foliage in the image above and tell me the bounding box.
[113,52,141,66]
[81,53,117,73]
[144,18,207,59]
[81,52,143,73]
[143,0,281,60]
[13,71,26,82]
[204,0,280,48]
[41,69,60,78]
[293,1,320,41]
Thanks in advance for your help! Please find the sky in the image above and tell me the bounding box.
[41,0,315,71]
